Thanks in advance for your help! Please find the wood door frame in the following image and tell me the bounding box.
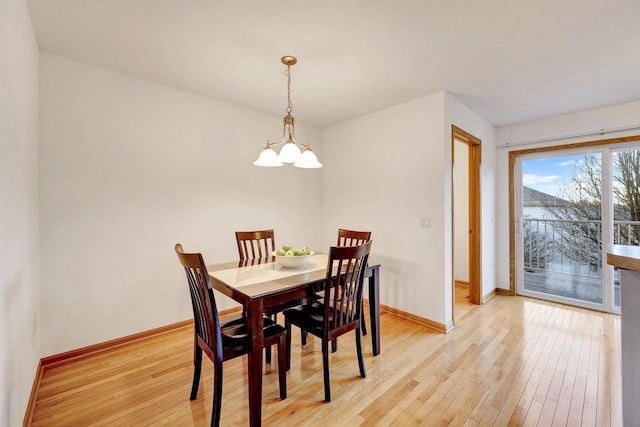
[452,125,482,306]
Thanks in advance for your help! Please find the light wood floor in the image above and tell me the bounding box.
[31,287,622,426]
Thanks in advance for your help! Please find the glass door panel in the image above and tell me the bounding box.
[611,148,640,310]
[519,152,604,306]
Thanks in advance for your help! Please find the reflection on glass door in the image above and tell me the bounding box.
[519,151,605,307]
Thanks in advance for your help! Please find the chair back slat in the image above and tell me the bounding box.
[175,244,223,360]
[324,241,372,334]
[337,229,371,247]
[235,230,276,260]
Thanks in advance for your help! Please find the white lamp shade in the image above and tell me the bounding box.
[294,149,323,169]
[277,141,302,163]
[253,147,283,167]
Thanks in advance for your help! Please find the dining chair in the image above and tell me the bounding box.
[337,229,372,336]
[284,240,373,402]
[304,229,372,347]
[337,228,371,248]
[234,229,303,362]
[235,229,277,363]
[175,243,287,427]
[235,229,277,261]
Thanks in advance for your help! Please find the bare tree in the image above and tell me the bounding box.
[542,151,640,267]
[613,150,640,245]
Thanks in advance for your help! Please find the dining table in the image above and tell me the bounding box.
[207,252,381,427]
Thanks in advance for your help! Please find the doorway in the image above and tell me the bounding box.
[452,125,482,319]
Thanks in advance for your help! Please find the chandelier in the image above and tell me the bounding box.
[253,56,322,168]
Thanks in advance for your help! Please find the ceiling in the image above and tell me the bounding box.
[26,0,640,128]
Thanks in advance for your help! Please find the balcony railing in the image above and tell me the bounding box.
[523,218,640,279]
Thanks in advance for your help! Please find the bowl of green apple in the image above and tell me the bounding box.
[272,244,314,269]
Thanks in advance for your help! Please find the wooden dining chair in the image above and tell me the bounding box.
[234,229,304,362]
[235,229,276,261]
[337,228,371,248]
[304,229,372,347]
[235,229,278,362]
[337,229,372,335]
[175,243,287,427]
[284,240,372,402]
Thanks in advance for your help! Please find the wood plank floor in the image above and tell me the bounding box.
[31,288,622,426]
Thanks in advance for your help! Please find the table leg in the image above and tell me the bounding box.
[368,266,380,355]
[247,300,264,427]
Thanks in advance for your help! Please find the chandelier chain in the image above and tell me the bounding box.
[285,65,293,114]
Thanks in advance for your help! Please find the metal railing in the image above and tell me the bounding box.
[523,218,640,279]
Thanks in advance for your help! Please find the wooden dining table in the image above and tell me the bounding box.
[207,252,381,427]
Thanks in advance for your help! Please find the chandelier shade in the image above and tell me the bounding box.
[254,56,322,169]
[253,145,283,167]
[278,140,303,164]
[294,147,322,169]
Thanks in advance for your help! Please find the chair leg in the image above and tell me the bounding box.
[355,328,366,378]
[277,334,287,400]
[331,338,337,353]
[211,361,223,427]
[285,319,292,371]
[266,313,277,363]
[301,329,307,345]
[190,345,203,400]
[361,311,367,336]
[322,339,331,402]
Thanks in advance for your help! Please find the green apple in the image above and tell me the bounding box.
[295,247,310,256]
[285,250,294,257]
[276,249,286,256]
[282,244,292,251]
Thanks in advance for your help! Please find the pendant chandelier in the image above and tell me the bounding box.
[253,56,322,168]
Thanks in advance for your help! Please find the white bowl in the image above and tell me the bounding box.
[272,251,315,269]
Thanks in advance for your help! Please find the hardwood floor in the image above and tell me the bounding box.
[31,292,622,426]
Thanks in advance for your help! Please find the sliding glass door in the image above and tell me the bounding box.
[515,142,640,312]
[517,149,607,309]
[611,147,640,310]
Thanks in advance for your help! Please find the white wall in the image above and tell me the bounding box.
[39,53,323,356]
[453,140,469,282]
[0,0,40,425]
[495,100,640,289]
[321,92,495,328]
[321,93,448,324]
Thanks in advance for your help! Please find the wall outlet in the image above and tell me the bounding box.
[420,216,431,228]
